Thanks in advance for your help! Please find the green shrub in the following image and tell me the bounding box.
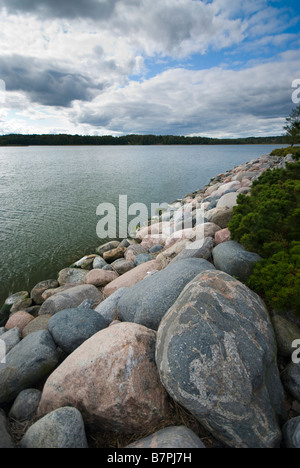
[247,243,300,315]
[270,146,300,159]
[228,162,300,314]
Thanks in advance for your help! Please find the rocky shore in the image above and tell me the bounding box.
[0,152,299,449]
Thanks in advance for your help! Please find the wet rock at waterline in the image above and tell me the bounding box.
[156,270,286,448]
[57,268,89,286]
[39,284,103,316]
[30,280,59,305]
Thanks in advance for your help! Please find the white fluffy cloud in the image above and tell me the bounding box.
[75,50,300,137]
[0,0,299,136]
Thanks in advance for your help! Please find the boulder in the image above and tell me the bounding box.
[237,187,251,195]
[126,426,206,448]
[96,241,120,256]
[119,239,131,248]
[41,284,80,301]
[156,270,285,448]
[157,239,192,266]
[47,306,108,354]
[9,389,42,421]
[149,245,164,254]
[22,315,52,338]
[94,288,128,324]
[271,316,300,358]
[216,192,238,209]
[281,362,300,402]
[124,244,148,263]
[57,268,89,286]
[117,258,215,331]
[134,253,154,266]
[0,409,14,448]
[85,269,119,287]
[10,298,32,314]
[23,305,41,317]
[3,291,29,309]
[103,247,126,263]
[210,181,240,198]
[71,255,96,269]
[215,227,231,245]
[37,323,170,433]
[111,259,135,275]
[0,330,58,405]
[0,327,20,354]
[21,407,88,449]
[212,241,262,282]
[171,237,215,264]
[282,417,300,448]
[205,207,233,229]
[241,178,252,187]
[30,280,59,305]
[93,256,107,269]
[39,284,103,316]
[103,260,162,297]
[141,235,167,250]
[5,311,34,331]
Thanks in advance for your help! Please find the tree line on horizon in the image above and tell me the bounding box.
[0,133,291,146]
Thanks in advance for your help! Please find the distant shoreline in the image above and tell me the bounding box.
[0,133,290,147]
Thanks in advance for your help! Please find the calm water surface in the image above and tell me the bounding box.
[0,144,286,306]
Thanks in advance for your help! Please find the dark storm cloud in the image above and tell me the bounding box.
[0,0,121,20]
[0,55,103,106]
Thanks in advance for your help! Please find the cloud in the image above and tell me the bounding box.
[0,0,246,59]
[0,55,103,106]
[0,0,121,20]
[76,50,300,137]
[0,0,299,137]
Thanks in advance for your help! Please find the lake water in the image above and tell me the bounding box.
[0,144,286,307]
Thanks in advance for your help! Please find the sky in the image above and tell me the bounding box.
[0,0,300,138]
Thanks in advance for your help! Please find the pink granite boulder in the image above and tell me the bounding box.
[85,269,118,287]
[37,322,170,433]
[5,311,34,331]
[215,228,231,245]
[103,260,162,297]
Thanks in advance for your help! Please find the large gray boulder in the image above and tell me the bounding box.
[212,240,261,282]
[156,270,286,448]
[39,284,103,316]
[47,306,108,354]
[126,426,206,448]
[117,258,215,330]
[21,407,88,448]
[0,330,58,405]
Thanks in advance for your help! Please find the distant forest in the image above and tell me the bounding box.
[0,133,289,146]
